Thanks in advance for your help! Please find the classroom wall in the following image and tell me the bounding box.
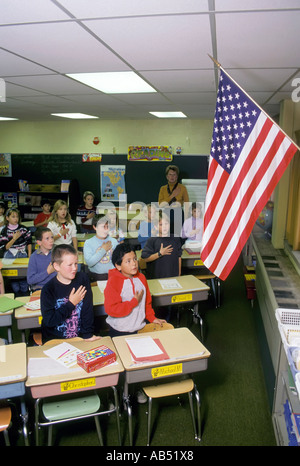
[0,118,213,205]
[0,118,213,154]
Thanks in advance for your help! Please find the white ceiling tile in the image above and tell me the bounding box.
[0,0,70,24]
[57,0,209,18]
[6,74,101,95]
[0,4,298,120]
[84,15,212,70]
[0,49,50,76]
[216,11,300,68]
[0,22,129,73]
[223,68,299,92]
[140,70,215,92]
[215,0,300,11]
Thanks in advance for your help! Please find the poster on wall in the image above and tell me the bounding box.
[100,165,126,201]
[82,153,102,162]
[128,146,173,161]
[0,153,12,177]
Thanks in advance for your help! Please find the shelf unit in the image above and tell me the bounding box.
[17,184,68,220]
[250,232,300,446]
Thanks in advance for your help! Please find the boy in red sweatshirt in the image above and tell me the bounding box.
[104,243,165,338]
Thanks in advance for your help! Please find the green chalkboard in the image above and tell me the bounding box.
[1,153,208,205]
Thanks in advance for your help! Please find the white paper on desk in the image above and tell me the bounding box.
[28,358,81,377]
[25,299,41,310]
[158,278,182,290]
[97,280,107,293]
[126,336,163,358]
[43,343,83,369]
[1,258,15,265]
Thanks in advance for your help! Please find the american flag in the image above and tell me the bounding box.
[201,69,298,281]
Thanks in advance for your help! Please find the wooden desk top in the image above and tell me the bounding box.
[113,327,210,372]
[26,337,124,388]
[14,296,40,320]
[147,275,209,296]
[0,342,27,384]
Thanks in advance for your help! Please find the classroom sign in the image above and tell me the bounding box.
[128,146,173,161]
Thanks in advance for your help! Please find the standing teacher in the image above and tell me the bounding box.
[158,165,189,236]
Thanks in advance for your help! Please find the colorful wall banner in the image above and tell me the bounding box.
[128,146,172,162]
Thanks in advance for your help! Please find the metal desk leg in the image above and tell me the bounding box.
[20,397,29,446]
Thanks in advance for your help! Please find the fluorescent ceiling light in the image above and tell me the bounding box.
[0,117,18,121]
[51,113,98,119]
[66,71,156,94]
[150,112,187,118]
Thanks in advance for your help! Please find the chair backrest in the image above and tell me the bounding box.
[138,322,174,333]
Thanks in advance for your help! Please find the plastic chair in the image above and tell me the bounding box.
[0,404,12,446]
[35,392,103,446]
[143,377,201,446]
[138,322,174,333]
[138,323,201,445]
[34,338,106,446]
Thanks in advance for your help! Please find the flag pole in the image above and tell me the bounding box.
[208,54,300,152]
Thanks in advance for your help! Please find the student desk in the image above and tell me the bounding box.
[26,338,124,445]
[15,296,42,342]
[113,327,210,445]
[147,274,209,312]
[0,252,84,279]
[181,249,221,308]
[76,233,94,250]
[0,257,29,278]
[0,293,15,343]
[0,342,29,445]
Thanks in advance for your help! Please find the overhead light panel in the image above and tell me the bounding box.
[66,71,156,94]
[150,112,187,118]
[51,113,98,119]
[0,116,18,121]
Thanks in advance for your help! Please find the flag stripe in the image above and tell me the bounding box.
[202,114,272,259]
[209,132,290,276]
[201,69,298,281]
[218,140,297,279]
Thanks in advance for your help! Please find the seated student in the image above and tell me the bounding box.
[141,211,182,279]
[76,191,96,233]
[0,207,32,296]
[83,214,118,281]
[33,199,52,228]
[40,244,101,343]
[27,227,56,291]
[181,202,203,243]
[138,203,158,249]
[104,243,166,337]
[48,200,77,250]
